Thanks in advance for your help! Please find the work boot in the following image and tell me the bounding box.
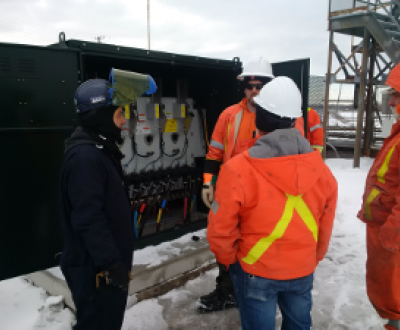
[386,320,400,330]
[385,325,398,330]
[197,288,237,312]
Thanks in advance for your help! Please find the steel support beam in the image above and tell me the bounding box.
[354,29,370,168]
[323,31,334,160]
[333,43,359,77]
[363,38,377,157]
[377,52,390,67]
[374,60,393,80]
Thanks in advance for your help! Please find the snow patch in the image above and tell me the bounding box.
[122,299,168,330]
[133,229,207,267]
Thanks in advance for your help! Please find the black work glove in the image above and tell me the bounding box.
[106,261,131,289]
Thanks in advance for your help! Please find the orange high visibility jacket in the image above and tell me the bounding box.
[204,98,257,183]
[204,98,304,183]
[207,128,338,280]
[297,108,324,152]
[358,120,400,319]
[358,120,400,236]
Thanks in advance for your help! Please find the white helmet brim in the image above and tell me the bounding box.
[237,71,275,80]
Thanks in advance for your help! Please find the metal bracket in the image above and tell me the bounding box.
[58,32,68,49]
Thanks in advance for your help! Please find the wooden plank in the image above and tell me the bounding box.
[135,262,217,303]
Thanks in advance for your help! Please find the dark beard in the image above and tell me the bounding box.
[116,137,124,146]
[83,127,125,161]
[78,106,122,143]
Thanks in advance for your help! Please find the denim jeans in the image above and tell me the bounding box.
[229,262,313,330]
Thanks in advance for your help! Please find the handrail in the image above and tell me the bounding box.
[330,0,394,15]
[375,0,400,28]
[329,0,400,35]
[329,6,368,17]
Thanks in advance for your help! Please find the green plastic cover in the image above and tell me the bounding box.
[109,68,150,106]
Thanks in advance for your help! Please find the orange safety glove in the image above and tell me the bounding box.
[202,174,217,208]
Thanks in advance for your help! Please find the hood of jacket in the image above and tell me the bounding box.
[64,126,96,154]
[246,128,324,195]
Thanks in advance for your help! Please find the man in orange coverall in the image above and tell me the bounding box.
[297,107,324,153]
[207,76,338,329]
[358,63,400,330]
[198,58,275,312]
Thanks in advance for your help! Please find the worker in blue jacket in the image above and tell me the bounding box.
[60,79,135,330]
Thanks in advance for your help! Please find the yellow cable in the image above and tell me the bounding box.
[203,117,210,147]
[137,214,143,226]
[157,209,162,224]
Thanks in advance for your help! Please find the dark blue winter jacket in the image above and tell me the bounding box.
[60,128,134,274]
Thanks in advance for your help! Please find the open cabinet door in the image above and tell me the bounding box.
[0,43,79,280]
[272,58,310,136]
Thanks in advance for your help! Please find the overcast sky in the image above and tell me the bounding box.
[0,0,346,77]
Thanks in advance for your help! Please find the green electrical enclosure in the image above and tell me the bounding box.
[0,33,309,280]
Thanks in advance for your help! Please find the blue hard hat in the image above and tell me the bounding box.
[74,79,112,114]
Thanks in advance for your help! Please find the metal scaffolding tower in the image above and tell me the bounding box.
[325,0,400,166]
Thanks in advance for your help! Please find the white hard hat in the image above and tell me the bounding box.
[253,76,302,119]
[237,58,275,80]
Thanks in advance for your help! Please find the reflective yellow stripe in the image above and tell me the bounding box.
[310,124,323,132]
[225,123,231,152]
[210,139,224,151]
[242,194,317,265]
[377,138,400,183]
[242,195,298,265]
[365,188,380,221]
[232,111,243,151]
[295,197,318,241]
[308,107,311,112]
[312,145,323,153]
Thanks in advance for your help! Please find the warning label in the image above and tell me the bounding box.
[135,122,151,135]
[164,119,178,133]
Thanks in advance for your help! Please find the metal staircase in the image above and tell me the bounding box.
[367,12,400,62]
[325,0,400,166]
[330,0,400,64]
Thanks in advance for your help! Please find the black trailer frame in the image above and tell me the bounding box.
[0,34,309,280]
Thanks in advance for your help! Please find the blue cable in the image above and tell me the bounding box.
[134,211,138,239]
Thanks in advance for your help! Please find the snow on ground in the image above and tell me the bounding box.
[311,158,385,330]
[46,229,209,281]
[0,157,390,329]
[128,229,208,268]
[0,277,74,329]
